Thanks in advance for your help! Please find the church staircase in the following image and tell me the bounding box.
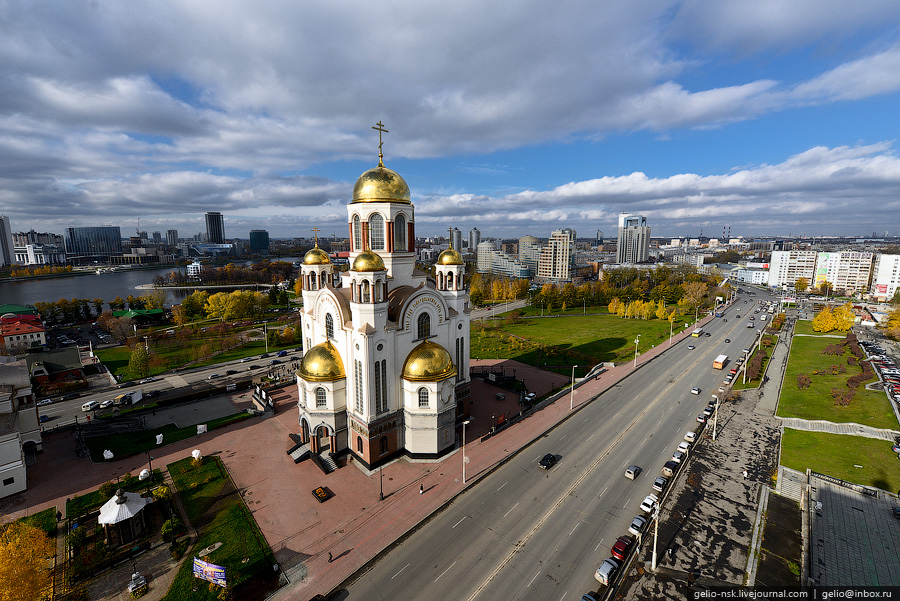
[311,452,338,475]
[286,442,310,464]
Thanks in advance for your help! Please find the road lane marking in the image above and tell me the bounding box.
[504,502,519,518]
[594,539,604,552]
[624,497,630,508]
[560,434,567,440]
[452,517,467,529]
[527,571,540,587]
[569,523,578,536]
[497,481,508,491]
[391,563,409,580]
[434,561,457,583]
[559,591,568,601]
[534,454,543,462]
[586,433,595,441]
[600,486,608,496]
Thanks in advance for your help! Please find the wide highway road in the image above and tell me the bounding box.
[343,290,778,600]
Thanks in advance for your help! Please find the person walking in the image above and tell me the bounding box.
[327,551,333,563]
[419,484,424,494]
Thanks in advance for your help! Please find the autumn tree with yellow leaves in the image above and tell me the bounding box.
[0,519,55,601]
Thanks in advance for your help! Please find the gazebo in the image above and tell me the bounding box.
[97,489,153,547]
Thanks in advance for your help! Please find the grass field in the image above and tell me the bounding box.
[17,506,57,537]
[84,413,253,462]
[777,332,894,428]
[781,429,900,493]
[163,456,274,600]
[471,312,682,376]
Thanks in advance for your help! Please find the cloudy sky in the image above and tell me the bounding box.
[2,1,900,242]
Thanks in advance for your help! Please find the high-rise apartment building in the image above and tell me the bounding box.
[205,211,225,244]
[476,240,498,273]
[152,231,162,244]
[597,230,603,245]
[616,214,650,264]
[468,227,481,251]
[249,229,270,254]
[12,230,63,247]
[63,226,122,261]
[767,250,817,288]
[166,229,178,246]
[518,235,542,273]
[872,254,900,301]
[450,227,462,253]
[0,216,15,267]
[537,228,576,283]
[817,251,874,294]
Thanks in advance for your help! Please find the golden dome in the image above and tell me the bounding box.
[437,247,463,265]
[351,165,411,204]
[402,340,456,382]
[352,249,385,272]
[298,340,345,382]
[302,246,331,265]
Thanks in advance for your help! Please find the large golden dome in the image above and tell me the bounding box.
[302,245,331,265]
[351,165,411,204]
[402,340,456,382]
[437,247,463,265]
[298,340,345,382]
[352,249,385,272]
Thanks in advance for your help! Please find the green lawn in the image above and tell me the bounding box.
[781,429,900,493]
[84,413,253,462]
[471,312,680,376]
[778,332,894,428]
[163,456,274,600]
[17,506,57,537]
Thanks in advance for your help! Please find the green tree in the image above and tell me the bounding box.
[128,344,150,379]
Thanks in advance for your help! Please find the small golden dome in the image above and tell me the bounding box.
[437,247,463,265]
[352,249,385,272]
[303,246,331,265]
[298,340,345,382]
[402,340,456,382]
[351,165,411,204]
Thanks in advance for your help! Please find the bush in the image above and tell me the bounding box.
[98,481,117,499]
[161,517,183,543]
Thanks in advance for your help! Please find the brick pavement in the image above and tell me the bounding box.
[7,314,712,601]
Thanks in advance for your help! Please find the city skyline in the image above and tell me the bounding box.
[2,2,900,239]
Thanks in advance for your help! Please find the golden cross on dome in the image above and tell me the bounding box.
[311,227,320,247]
[372,121,388,166]
[447,227,454,249]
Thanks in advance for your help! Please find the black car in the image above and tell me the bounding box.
[144,389,160,398]
[270,359,282,365]
[248,364,262,370]
[225,369,238,375]
[538,453,557,469]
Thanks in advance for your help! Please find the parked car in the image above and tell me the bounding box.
[611,535,634,560]
[684,431,697,443]
[624,465,642,480]
[594,557,620,586]
[639,494,659,513]
[677,441,690,453]
[652,476,668,492]
[671,450,685,464]
[696,414,707,423]
[628,515,647,536]
[37,399,53,406]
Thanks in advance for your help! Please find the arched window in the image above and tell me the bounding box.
[418,387,429,408]
[394,214,407,250]
[447,272,454,289]
[352,214,362,251]
[325,314,334,339]
[361,281,371,303]
[380,436,388,455]
[357,436,363,453]
[369,213,385,250]
[302,387,307,406]
[316,388,327,408]
[417,313,431,339]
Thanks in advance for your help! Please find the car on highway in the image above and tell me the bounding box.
[37,399,53,406]
[208,373,221,379]
[81,400,99,411]
[259,354,270,359]
[144,390,160,398]
[248,364,261,370]
[139,377,158,384]
[240,357,253,362]
[611,535,634,560]
[276,350,289,357]
[639,493,659,513]
[270,359,283,365]
[39,414,51,423]
[684,431,697,443]
[624,465,642,480]
[628,515,647,536]
[99,399,115,408]
[538,453,557,469]
[690,387,701,395]
[687,345,695,350]
[225,369,238,375]
[594,557,620,586]
[704,332,711,337]
[724,338,730,343]
[652,476,668,492]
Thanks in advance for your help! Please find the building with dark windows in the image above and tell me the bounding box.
[294,136,471,470]
[249,229,270,255]
[616,213,651,264]
[0,216,15,267]
[166,229,178,246]
[205,211,225,244]
[63,226,122,263]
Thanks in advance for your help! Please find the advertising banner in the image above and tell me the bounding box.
[193,558,227,588]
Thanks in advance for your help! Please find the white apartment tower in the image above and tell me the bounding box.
[537,228,576,283]
[616,214,650,264]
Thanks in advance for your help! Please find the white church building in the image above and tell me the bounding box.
[294,138,471,470]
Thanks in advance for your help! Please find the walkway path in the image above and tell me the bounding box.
[777,417,898,440]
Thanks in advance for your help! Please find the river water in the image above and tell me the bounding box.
[0,258,302,308]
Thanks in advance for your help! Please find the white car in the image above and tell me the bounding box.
[684,431,697,443]
[628,515,647,536]
[671,450,685,464]
[690,387,701,395]
[37,399,53,406]
[639,494,659,513]
[240,357,253,362]
[81,400,99,411]
[677,441,690,453]
[594,557,620,586]
[99,399,115,408]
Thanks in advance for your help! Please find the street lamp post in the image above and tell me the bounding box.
[379,466,384,501]
[669,317,673,347]
[633,335,641,368]
[569,365,578,410]
[651,507,660,570]
[462,420,471,484]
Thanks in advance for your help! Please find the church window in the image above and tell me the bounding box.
[374,362,382,413]
[380,436,388,455]
[325,314,334,339]
[380,360,387,411]
[417,313,431,339]
[302,387,307,406]
[361,280,371,303]
[316,388,327,408]
[394,214,407,250]
[352,215,362,251]
[354,360,363,413]
[418,387,429,408]
[369,213,385,250]
[447,272,454,289]
[456,338,464,382]
[357,436,363,453]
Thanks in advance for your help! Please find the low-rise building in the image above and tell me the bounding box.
[0,359,40,499]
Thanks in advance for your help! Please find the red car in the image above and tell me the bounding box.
[611,535,634,560]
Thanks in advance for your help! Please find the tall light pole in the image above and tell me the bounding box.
[651,506,660,570]
[669,316,673,347]
[569,365,578,410]
[462,419,471,483]
[633,335,641,368]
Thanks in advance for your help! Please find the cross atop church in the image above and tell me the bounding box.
[448,227,454,249]
[372,121,388,166]
[311,226,320,247]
